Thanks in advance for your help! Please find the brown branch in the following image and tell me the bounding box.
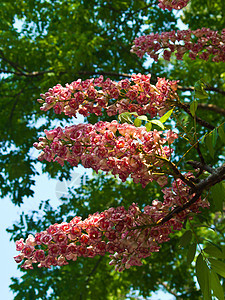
[0,68,133,79]
[85,256,104,284]
[157,280,179,298]
[77,70,132,78]
[0,50,26,74]
[0,68,55,77]
[176,101,215,130]
[159,163,225,225]
[193,163,225,192]
[187,161,214,174]
[178,85,225,96]
[197,103,225,116]
[157,156,196,189]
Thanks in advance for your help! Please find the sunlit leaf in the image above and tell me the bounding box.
[145,122,152,132]
[150,120,165,130]
[159,109,173,123]
[118,112,133,124]
[134,118,142,127]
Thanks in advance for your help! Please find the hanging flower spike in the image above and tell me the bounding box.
[131,28,225,62]
[14,175,209,271]
[33,121,179,188]
[37,74,178,119]
[158,0,190,11]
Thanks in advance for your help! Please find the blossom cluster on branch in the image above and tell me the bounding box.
[34,121,178,187]
[14,175,209,271]
[158,0,190,11]
[38,74,178,119]
[131,28,225,62]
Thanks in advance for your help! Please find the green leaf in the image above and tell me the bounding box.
[209,258,225,278]
[145,122,152,132]
[134,115,148,127]
[194,79,209,99]
[211,183,225,213]
[137,115,148,121]
[159,109,173,123]
[134,118,142,127]
[204,244,225,259]
[179,230,192,247]
[218,124,225,144]
[194,90,208,99]
[196,254,211,300]
[187,242,197,264]
[150,120,165,130]
[130,112,139,117]
[201,133,207,144]
[118,112,133,124]
[190,101,198,117]
[210,270,224,300]
[205,132,215,158]
[212,129,218,147]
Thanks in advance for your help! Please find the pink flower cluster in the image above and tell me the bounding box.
[131,28,225,62]
[14,176,209,271]
[37,74,178,119]
[158,0,189,11]
[33,121,178,187]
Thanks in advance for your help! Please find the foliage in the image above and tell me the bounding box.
[1,0,225,299]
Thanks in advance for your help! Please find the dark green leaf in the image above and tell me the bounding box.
[196,254,211,300]
[218,125,225,144]
[194,79,209,99]
[210,270,224,300]
[179,230,192,247]
[204,245,225,259]
[190,101,198,117]
[209,258,225,278]
[187,242,197,264]
[211,183,225,213]
[205,133,215,158]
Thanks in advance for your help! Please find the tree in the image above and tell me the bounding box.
[3,0,225,299]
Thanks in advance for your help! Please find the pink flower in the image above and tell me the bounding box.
[15,238,25,251]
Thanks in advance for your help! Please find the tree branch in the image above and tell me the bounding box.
[187,161,214,174]
[159,163,225,225]
[177,85,225,96]
[175,101,215,130]
[197,103,225,116]
[157,280,179,298]
[85,256,104,284]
